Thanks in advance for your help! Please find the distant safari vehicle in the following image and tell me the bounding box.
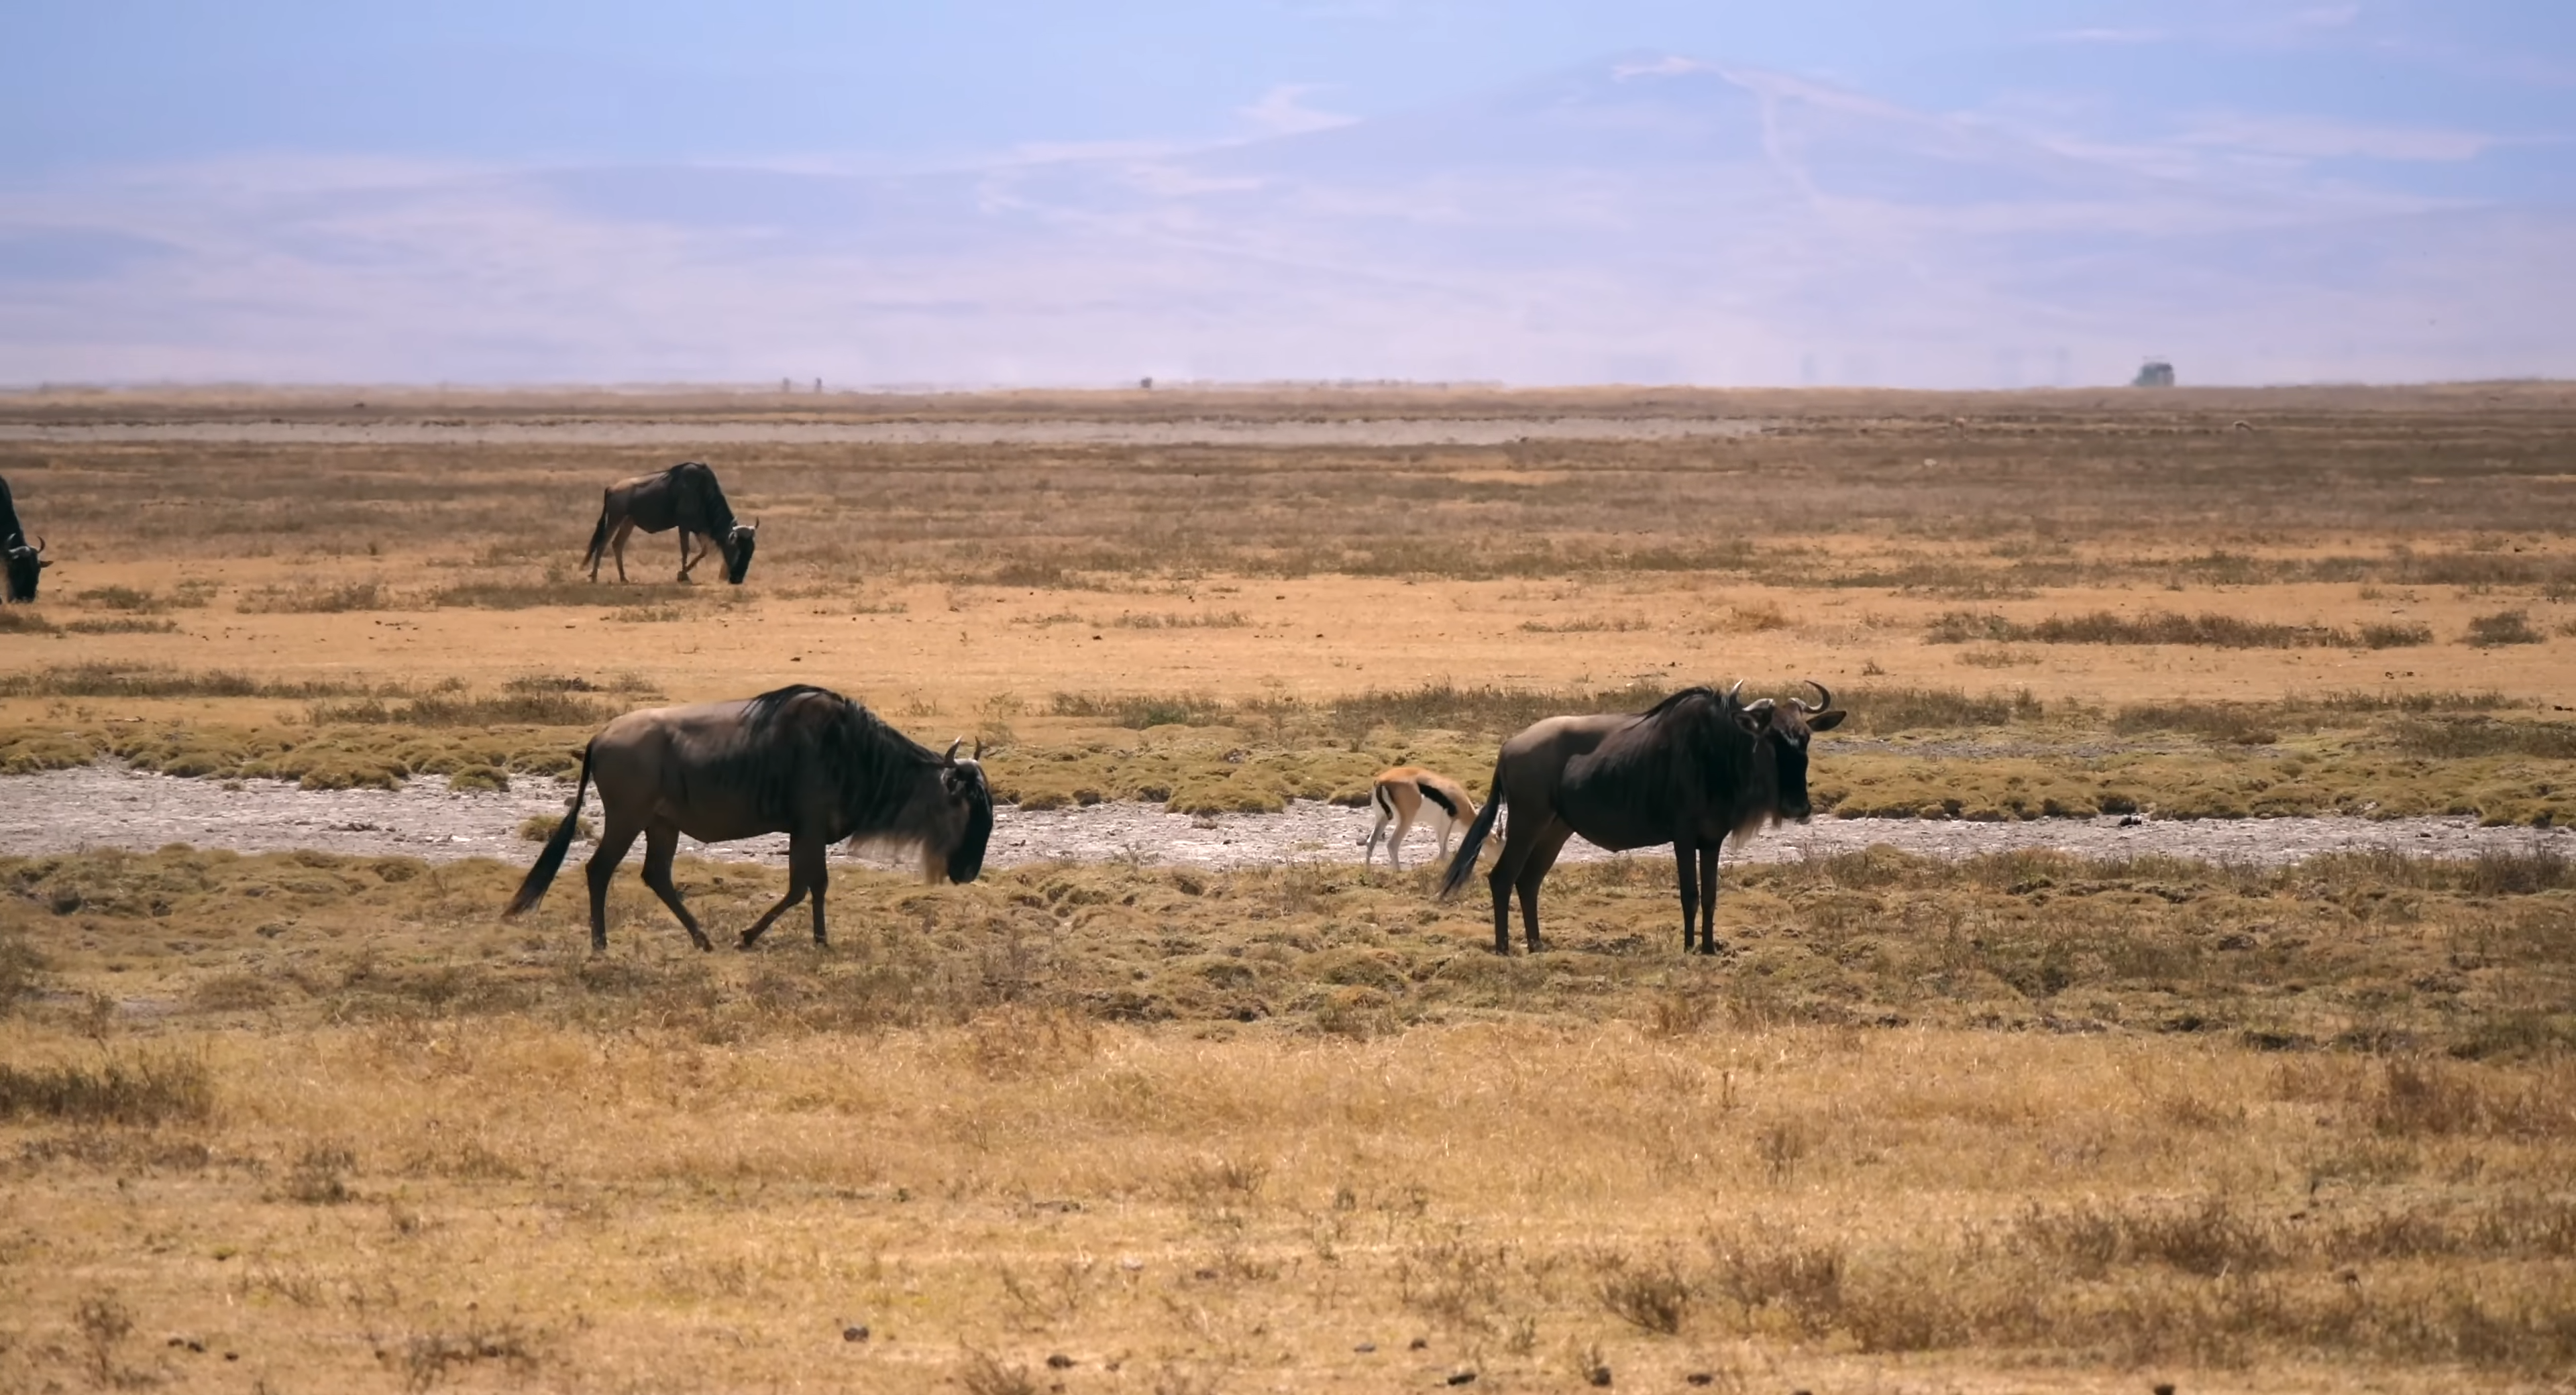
[2133,359,2176,388]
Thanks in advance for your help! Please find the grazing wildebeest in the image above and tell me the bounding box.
[1438,681,1844,956]
[0,473,47,603]
[582,460,758,584]
[503,684,993,952]
[1361,765,1479,871]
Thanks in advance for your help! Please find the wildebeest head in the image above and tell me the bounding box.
[934,738,995,883]
[717,520,759,585]
[3,535,47,602]
[1724,679,1845,823]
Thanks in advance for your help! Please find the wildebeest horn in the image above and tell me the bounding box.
[972,738,984,761]
[944,738,965,763]
[1792,679,1833,713]
[1723,679,1745,708]
[30,535,44,555]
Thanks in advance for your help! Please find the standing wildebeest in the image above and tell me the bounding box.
[503,684,993,952]
[582,460,759,584]
[1438,681,1844,956]
[0,473,48,602]
[1360,765,1479,871]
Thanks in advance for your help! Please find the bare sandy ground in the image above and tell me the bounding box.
[6,765,2567,872]
[0,417,1765,447]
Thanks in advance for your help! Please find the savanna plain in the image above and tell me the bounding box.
[3,384,2576,1393]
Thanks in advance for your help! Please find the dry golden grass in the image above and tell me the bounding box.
[5,840,2576,1392]
[6,388,2576,1390]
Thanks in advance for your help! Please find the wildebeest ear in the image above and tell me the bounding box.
[1807,710,1846,732]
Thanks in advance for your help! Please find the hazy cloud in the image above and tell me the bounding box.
[2178,113,2501,162]
[1239,85,1356,135]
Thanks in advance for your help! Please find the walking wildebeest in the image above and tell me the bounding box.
[582,460,759,584]
[1438,681,1844,956]
[503,684,993,952]
[0,473,47,602]
[1360,765,1479,871]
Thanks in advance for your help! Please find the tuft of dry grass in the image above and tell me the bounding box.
[2466,608,2546,647]
[1929,610,2432,649]
[0,1051,215,1125]
[0,663,371,700]
[309,691,623,728]
[237,579,394,613]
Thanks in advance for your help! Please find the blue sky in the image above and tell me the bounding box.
[1,2,2570,386]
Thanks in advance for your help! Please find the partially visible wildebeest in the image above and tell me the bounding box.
[1438,681,1844,956]
[504,683,993,952]
[582,460,759,584]
[1361,765,1479,871]
[0,473,48,602]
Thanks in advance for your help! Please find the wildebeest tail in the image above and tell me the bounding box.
[504,742,592,916]
[1437,761,1504,899]
[581,491,614,571]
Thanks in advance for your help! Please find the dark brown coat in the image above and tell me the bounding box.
[1439,683,1843,954]
[505,685,991,951]
[582,460,758,583]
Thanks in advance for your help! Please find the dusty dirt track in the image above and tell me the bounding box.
[5,765,2567,871]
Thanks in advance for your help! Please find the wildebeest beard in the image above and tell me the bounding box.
[3,545,40,602]
[718,525,757,585]
[943,765,996,882]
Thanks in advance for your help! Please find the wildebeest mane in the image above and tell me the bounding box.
[671,461,739,539]
[1584,685,1769,835]
[731,683,945,838]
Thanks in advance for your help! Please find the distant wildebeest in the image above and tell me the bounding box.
[0,473,48,602]
[1439,681,1845,956]
[582,460,759,584]
[1360,765,1479,871]
[503,684,993,952]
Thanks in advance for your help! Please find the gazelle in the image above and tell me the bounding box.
[1361,766,1480,871]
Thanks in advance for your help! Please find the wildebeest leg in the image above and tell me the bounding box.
[639,820,714,952]
[1514,822,1577,954]
[795,835,831,946]
[1697,840,1723,956]
[676,529,700,582]
[1485,812,1546,954]
[584,815,644,954]
[1674,842,1701,954]
[737,849,814,949]
[608,518,637,583]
